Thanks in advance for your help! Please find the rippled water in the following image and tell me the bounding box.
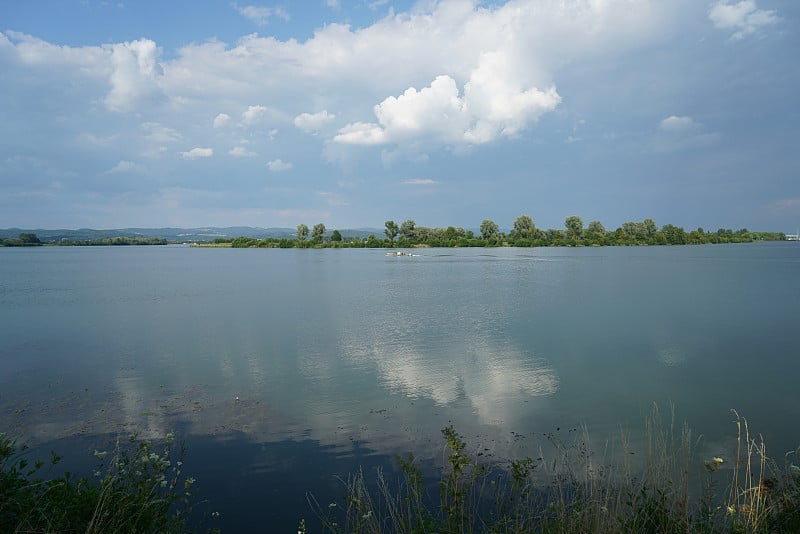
[1,243,799,529]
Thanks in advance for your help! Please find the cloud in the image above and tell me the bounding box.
[334,69,561,147]
[659,115,699,133]
[709,1,778,40]
[294,110,336,132]
[266,159,293,171]
[142,122,181,143]
[105,39,163,112]
[241,105,280,126]
[656,115,718,152]
[213,113,231,128]
[233,4,289,26]
[107,160,141,173]
[181,147,213,159]
[228,146,256,157]
[401,178,437,185]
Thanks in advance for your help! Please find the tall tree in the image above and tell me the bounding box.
[643,218,658,237]
[312,223,326,242]
[565,215,584,240]
[330,229,342,242]
[511,215,535,240]
[399,219,417,242]
[384,220,399,242]
[296,224,309,241]
[586,220,606,239]
[18,233,41,244]
[480,219,500,240]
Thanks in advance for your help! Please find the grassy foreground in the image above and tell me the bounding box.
[0,432,209,533]
[3,408,799,533]
[307,408,800,534]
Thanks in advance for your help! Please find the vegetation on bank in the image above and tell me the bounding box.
[0,233,43,247]
[2,215,787,248]
[309,408,800,534]
[4,408,800,532]
[217,216,785,248]
[0,233,168,247]
[0,433,209,533]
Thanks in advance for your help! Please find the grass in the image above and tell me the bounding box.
[0,432,211,533]
[306,405,800,533]
[4,406,799,533]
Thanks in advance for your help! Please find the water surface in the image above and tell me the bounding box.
[1,243,798,529]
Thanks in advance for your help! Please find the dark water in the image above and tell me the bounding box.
[1,243,799,530]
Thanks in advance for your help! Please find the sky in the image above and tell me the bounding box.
[1,0,798,232]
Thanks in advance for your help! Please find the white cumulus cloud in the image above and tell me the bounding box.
[181,147,213,159]
[241,105,278,126]
[709,0,778,40]
[105,39,163,112]
[267,159,293,171]
[659,115,699,133]
[229,146,256,157]
[213,113,231,128]
[233,4,289,26]
[335,71,560,146]
[294,110,336,132]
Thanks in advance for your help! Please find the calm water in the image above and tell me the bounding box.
[1,243,799,529]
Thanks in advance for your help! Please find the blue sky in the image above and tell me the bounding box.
[1,0,797,232]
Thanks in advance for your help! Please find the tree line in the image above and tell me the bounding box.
[0,233,168,246]
[221,216,786,248]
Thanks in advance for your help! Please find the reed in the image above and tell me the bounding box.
[306,405,800,533]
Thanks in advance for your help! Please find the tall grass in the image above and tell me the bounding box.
[0,432,209,533]
[307,406,800,533]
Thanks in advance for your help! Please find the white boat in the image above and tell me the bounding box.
[386,251,415,256]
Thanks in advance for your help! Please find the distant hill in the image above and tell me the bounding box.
[0,227,382,242]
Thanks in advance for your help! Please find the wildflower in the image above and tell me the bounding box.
[161,480,168,488]
[165,432,175,444]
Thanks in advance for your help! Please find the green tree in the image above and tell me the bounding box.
[18,233,41,244]
[643,218,658,237]
[565,215,584,241]
[399,219,417,242]
[330,229,342,242]
[662,224,687,245]
[296,224,309,242]
[510,215,535,240]
[586,221,606,237]
[586,220,606,241]
[480,219,500,240]
[312,223,326,243]
[384,220,399,242]
[622,221,644,239]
